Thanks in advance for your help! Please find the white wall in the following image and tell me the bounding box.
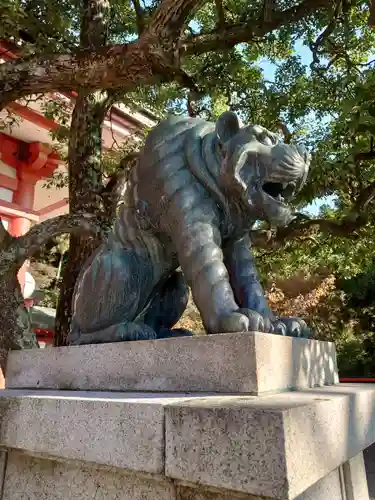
[0,160,17,180]
[0,187,13,203]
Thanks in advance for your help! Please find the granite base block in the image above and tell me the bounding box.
[0,385,373,499]
[165,384,375,498]
[0,450,360,500]
[0,390,193,474]
[5,332,338,394]
[295,467,343,499]
[2,451,176,500]
[342,452,370,500]
[364,443,375,499]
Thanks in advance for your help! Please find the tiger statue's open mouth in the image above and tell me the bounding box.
[262,181,297,204]
[217,126,310,228]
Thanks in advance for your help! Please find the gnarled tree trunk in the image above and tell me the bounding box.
[55,0,113,345]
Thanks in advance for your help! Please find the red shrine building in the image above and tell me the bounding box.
[0,40,157,343]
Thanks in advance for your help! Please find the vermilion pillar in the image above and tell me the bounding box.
[6,141,61,294]
[11,171,37,234]
[10,171,39,291]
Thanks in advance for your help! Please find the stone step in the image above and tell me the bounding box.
[0,389,191,475]
[0,384,374,499]
[5,332,338,394]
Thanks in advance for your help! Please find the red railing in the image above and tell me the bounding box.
[339,378,375,383]
[34,328,54,345]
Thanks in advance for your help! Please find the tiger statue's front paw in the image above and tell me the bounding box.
[214,309,272,334]
[209,310,311,338]
[272,316,311,338]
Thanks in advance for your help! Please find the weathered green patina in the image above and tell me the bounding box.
[69,112,311,345]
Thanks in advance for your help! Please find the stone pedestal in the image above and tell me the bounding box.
[0,332,373,499]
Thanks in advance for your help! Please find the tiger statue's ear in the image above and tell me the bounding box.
[215,112,242,148]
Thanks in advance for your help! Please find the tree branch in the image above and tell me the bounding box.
[0,43,143,110]
[367,0,375,26]
[183,0,332,55]
[187,89,200,116]
[148,0,203,38]
[0,0,334,108]
[274,120,293,144]
[249,214,367,250]
[353,151,375,163]
[215,0,226,28]
[262,0,278,22]
[249,178,375,251]
[1,0,195,108]
[14,213,103,263]
[309,0,342,68]
[352,181,375,212]
[132,0,146,34]
[80,0,109,49]
[100,152,139,219]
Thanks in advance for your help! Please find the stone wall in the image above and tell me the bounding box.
[0,332,373,499]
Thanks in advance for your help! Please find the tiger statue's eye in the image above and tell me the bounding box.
[258,132,274,146]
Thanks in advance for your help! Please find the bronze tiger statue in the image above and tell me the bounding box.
[68,112,311,345]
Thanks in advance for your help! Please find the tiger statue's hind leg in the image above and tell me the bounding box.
[68,240,192,346]
[67,241,157,345]
[143,270,192,338]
